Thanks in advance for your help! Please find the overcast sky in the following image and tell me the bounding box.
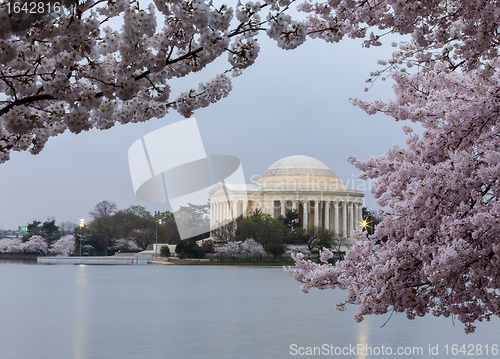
[0,31,415,230]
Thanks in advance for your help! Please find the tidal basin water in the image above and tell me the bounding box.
[1,263,499,359]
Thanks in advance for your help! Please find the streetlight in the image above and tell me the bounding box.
[359,217,372,235]
[361,219,369,230]
[79,218,85,256]
[154,211,161,258]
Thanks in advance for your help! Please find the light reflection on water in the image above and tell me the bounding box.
[73,265,88,359]
[0,263,498,359]
[356,316,369,359]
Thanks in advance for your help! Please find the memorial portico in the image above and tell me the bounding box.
[208,155,364,241]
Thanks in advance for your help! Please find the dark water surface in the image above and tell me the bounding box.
[0,263,498,359]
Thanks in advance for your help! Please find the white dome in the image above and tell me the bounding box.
[261,155,337,178]
[268,155,330,170]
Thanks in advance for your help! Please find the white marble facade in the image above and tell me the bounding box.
[208,155,364,240]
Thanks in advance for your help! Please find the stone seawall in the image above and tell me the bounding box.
[37,254,152,265]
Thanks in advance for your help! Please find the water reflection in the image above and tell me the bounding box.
[73,265,88,359]
[356,316,369,359]
[0,265,499,359]
[0,258,37,264]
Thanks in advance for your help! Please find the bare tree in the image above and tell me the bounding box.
[331,234,351,259]
[59,221,76,235]
[129,228,155,250]
[87,200,118,256]
[90,200,117,218]
[300,227,333,255]
[211,220,237,244]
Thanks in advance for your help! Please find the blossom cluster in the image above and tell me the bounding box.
[49,235,76,255]
[214,238,266,257]
[273,0,500,334]
[0,238,23,253]
[113,238,141,251]
[285,249,340,293]
[0,0,307,163]
[4,0,497,165]
[299,0,500,70]
[0,235,46,254]
[285,245,311,258]
[0,235,76,255]
[288,59,500,333]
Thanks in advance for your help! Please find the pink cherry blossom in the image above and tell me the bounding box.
[287,58,500,334]
[282,0,500,335]
[214,238,265,258]
[21,235,48,254]
[0,238,22,253]
[0,0,307,163]
[49,235,76,256]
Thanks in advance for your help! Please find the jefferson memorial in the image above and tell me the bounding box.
[208,155,364,240]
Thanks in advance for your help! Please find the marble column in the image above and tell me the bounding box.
[342,202,347,237]
[358,203,362,224]
[303,201,309,230]
[347,202,352,237]
[353,203,357,229]
[351,203,356,235]
[292,201,298,227]
[314,201,319,228]
[232,202,236,220]
[334,202,339,236]
[210,203,213,228]
[319,201,323,228]
[239,201,244,218]
[356,203,360,228]
[281,200,286,217]
[263,201,272,217]
[325,201,330,231]
[212,202,215,224]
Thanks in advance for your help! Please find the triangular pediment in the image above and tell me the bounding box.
[207,183,233,197]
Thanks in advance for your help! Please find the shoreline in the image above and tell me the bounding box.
[1,254,299,266]
[158,257,297,266]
